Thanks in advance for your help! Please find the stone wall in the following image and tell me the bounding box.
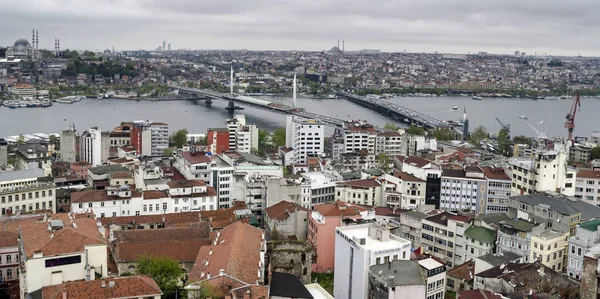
[267,240,312,284]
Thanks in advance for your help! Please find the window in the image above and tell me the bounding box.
[163,203,167,210]
[578,247,582,256]
[6,255,11,263]
[6,269,12,279]
[100,213,105,218]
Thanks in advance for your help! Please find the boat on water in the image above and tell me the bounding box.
[472,96,482,101]
[452,106,459,110]
[56,98,74,104]
[19,102,27,108]
[519,115,528,120]
[41,99,52,107]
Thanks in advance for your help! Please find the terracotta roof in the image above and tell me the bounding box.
[0,231,19,248]
[578,170,600,179]
[71,190,125,203]
[394,171,424,182]
[99,212,204,228]
[142,190,169,200]
[167,179,206,188]
[481,166,510,181]
[200,201,249,230]
[114,239,209,263]
[447,260,474,281]
[336,178,381,188]
[188,222,264,285]
[110,172,133,179]
[279,147,294,153]
[71,161,92,167]
[403,156,431,168]
[170,186,217,198]
[424,212,471,226]
[264,200,309,221]
[113,227,209,243]
[312,201,367,217]
[180,151,211,164]
[374,207,406,217]
[161,166,187,181]
[231,285,269,299]
[41,276,162,299]
[3,213,104,258]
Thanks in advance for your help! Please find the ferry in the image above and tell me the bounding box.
[452,106,459,110]
[56,98,74,104]
[472,96,482,101]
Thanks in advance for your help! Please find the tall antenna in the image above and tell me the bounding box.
[293,73,297,108]
[230,64,234,95]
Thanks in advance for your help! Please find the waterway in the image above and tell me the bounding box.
[0,96,597,139]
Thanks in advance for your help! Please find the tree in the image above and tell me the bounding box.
[378,153,390,172]
[497,128,511,156]
[16,134,25,145]
[258,129,269,148]
[136,255,184,297]
[271,128,286,147]
[163,148,173,156]
[513,135,533,147]
[384,122,399,131]
[592,147,600,160]
[170,129,188,148]
[187,281,220,299]
[431,128,455,141]
[195,137,207,146]
[406,125,425,136]
[469,125,488,147]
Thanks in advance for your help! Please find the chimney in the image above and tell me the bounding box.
[108,281,115,288]
[62,287,67,299]
[244,290,251,299]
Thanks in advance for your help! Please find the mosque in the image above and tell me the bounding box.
[5,29,40,60]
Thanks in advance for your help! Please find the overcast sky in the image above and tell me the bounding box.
[1,0,599,56]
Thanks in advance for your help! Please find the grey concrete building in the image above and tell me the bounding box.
[0,138,7,168]
[60,127,77,163]
[567,219,600,279]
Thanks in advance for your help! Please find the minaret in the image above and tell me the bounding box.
[32,29,35,59]
[230,65,234,95]
[462,106,469,141]
[342,40,345,52]
[292,73,297,108]
[285,73,297,148]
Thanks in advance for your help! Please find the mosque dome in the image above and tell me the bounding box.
[14,38,30,47]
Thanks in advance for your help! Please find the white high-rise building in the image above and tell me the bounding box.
[342,120,377,154]
[290,119,325,165]
[334,223,411,299]
[225,115,258,153]
[80,127,109,166]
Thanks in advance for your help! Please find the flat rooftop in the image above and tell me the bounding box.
[337,224,410,251]
[370,260,425,286]
[418,258,444,270]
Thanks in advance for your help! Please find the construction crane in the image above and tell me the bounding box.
[525,120,547,140]
[565,93,581,141]
[495,117,510,135]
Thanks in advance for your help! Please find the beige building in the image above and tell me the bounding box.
[531,230,569,273]
[335,179,383,207]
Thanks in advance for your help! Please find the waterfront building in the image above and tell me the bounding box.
[80,127,109,167]
[0,168,56,215]
[207,128,230,154]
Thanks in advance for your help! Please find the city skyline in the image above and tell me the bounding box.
[1,0,600,56]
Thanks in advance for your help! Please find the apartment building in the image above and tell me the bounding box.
[299,171,340,209]
[375,131,403,157]
[368,260,426,299]
[206,128,230,154]
[481,166,512,214]
[463,226,495,262]
[225,114,258,153]
[80,127,110,166]
[0,231,19,282]
[384,172,426,210]
[399,209,438,249]
[335,178,384,207]
[440,166,487,213]
[574,170,600,207]
[308,201,372,273]
[334,223,411,299]
[421,212,471,267]
[419,258,447,299]
[509,149,576,196]
[567,219,600,279]
[130,121,169,156]
[70,180,218,217]
[530,230,569,272]
[398,156,442,208]
[0,168,56,215]
[496,218,545,262]
[341,120,376,154]
[290,118,325,165]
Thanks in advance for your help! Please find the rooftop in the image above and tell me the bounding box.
[393,171,424,182]
[447,260,474,281]
[336,224,410,251]
[579,219,600,232]
[269,272,313,299]
[336,178,381,188]
[512,193,600,220]
[264,200,309,222]
[417,257,444,270]
[481,166,510,181]
[369,260,425,286]
[577,170,600,179]
[498,218,539,232]
[167,179,206,188]
[425,212,471,226]
[457,290,504,299]
[464,226,496,242]
[0,231,19,248]
[0,168,45,182]
[535,230,566,241]
[402,156,432,168]
[475,252,523,267]
[41,275,162,299]
[180,151,212,164]
[312,201,367,218]
[88,164,129,176]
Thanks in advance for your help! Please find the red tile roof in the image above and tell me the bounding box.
[481,166,510,181]
[3,213,104,258]
[394,171,424,182]
[578,170,600,179]
[99,212,204,228]
[142,190,168,200]
[167,179,206,188]
[180,151,211,164]
[199,201,249,230]
[0,231,19,248]
[231,285,269,299]
[264,200,309,221]
[404,156,432,168]
[312,201,367,217]
[71,190,128,203]
[336,178,381,188]
[42,276,162,299]
[447,260,474,281]
[188,222,264,285]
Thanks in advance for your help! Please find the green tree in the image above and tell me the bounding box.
[378,153,390,172]
[163,148,173,156]
[406,125,425,136]
[195,137,207,146]
[497,128,511,156]
[170,129,189,148]
[513,135,533,147]
[16,134,25,145]
[271,128,286,147]
[592,147,600,160]
[258,129,270,148]
[384,122,399,131]
[469,125,488,147]
[431,129,455,141]
[136,255,184,297]
[187,281,220,299]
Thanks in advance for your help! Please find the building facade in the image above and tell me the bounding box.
[0,168,56,215]
[290,118,325,165]
[440,167,487,213]
[80,127,109,167]
[575,170,600,207]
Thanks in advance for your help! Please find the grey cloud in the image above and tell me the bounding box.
[1,0,599,55]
